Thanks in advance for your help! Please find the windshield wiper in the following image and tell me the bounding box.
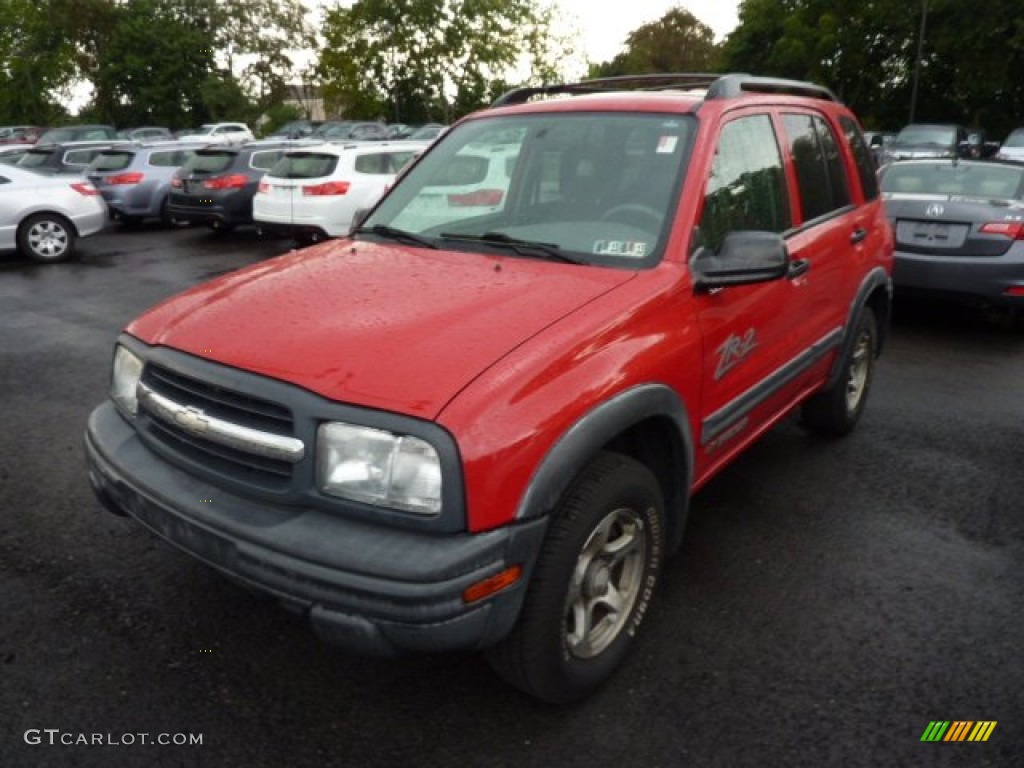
[439,231,584,264]
[353,224,439,249]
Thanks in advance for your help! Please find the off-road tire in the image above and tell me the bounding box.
[485,451,665,704]
[801,307,878,437]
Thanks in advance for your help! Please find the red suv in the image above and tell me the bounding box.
[85,74,893,703]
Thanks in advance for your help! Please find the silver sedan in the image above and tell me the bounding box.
[0,164,108,263]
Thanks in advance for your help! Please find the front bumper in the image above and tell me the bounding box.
[85,402,547,655]
[893,247,1024,307]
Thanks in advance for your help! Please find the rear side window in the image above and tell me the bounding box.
[699,114,791,251]
[268,152,338,179]
[93,151,134,172]
[840,117,879,201]
[249,150,283,170]
[354,151,416,174]
[782,113,851,222]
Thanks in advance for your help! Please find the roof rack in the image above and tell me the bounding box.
[491,73,838,107]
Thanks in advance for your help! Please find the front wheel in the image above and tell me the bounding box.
[801,307,878,436]
[485,451,665,703]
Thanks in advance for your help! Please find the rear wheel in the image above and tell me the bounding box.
[801,307,877,436]
[159,197,185,227]
[485,451,665,703]
[17,213,75,263]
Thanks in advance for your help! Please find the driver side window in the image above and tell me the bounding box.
[699,114,791,252]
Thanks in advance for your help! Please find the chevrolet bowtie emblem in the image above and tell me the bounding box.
[174,406,210,435]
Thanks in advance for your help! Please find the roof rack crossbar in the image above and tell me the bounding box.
[491,72,838,107]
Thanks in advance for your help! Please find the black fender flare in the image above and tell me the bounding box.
[827,266,892,389]
[515,383,695,552]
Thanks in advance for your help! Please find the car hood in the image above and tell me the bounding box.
[127,240,635,419]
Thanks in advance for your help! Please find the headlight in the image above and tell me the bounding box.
[317,423,442,515]
[111,345,144,416]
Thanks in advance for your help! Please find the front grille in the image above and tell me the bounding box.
[139,363,297,489]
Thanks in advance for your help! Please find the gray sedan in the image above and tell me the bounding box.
[0,164,108,263]
[880,159,1024,307]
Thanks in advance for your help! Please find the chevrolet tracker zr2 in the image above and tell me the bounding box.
[85,73,894,703]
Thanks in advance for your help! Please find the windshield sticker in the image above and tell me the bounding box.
[656,136,678,154]
[593,240,648,257]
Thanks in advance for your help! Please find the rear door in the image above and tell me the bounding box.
[776,110,865,351]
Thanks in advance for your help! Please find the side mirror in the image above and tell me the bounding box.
[692,231,789,290]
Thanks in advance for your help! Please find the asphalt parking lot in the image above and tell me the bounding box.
[1,224,1022,768]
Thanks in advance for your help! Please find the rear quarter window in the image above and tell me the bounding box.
[840,117,879,201]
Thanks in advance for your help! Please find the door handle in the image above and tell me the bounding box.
[850,228,868,244]
[787,258,810,279]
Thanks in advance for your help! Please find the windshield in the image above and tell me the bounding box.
[895,125,956,146]
[881,162,1024,200]
[362,112,694,268]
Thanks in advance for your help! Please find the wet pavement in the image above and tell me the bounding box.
[1,224,1022,767]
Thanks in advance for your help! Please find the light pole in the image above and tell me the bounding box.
[380,22,400,123]
[909,0,928,123]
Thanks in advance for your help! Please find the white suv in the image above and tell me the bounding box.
[253,140,427,243]
[176,122,255,145]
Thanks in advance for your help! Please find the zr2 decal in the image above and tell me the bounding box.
[715,328,757,380]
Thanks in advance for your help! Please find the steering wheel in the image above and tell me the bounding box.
[601,204,662,229]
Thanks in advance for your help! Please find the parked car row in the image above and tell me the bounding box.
[0,134,430,263]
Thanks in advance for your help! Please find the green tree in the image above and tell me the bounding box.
[87,0,217,127]
[207,0,315,109]
[589,7,720,78]
[318,0,572,123]
[719,0,1024,136]
[0,0,80,123]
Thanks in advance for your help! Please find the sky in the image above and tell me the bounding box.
[558,0,741,64]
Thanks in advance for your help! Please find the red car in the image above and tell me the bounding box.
[85,73,893,702]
